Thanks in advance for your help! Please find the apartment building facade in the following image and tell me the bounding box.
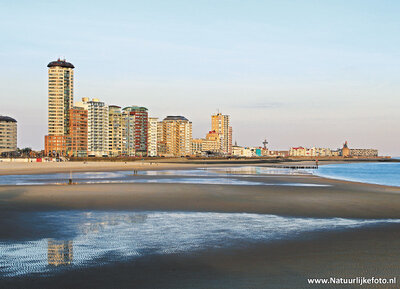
[0,116,17,154]
[349,149,378,157]
[68,107,88,157]
[147,117,158,157]
[289,147,333,157]
[75,98,109,157]
[211,113,232,155]
[45,59,74,156]
[159,116,192,157]
[122,106,148,156]
[108,105,124,157]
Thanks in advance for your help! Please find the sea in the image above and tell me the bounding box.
[314,161,400,187]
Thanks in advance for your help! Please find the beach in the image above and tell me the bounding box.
[1,175,400,219]
[1,161,400,288]
[0,160,203,175]
[0,158,394,176]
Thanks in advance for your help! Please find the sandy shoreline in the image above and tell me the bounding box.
[0,161,206,176]
[0,159,392,176]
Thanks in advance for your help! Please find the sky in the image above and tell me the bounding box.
[0,0,399,155]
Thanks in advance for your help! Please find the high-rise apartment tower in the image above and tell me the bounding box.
[47,59,74,134]
[45,59,75,156]
[147,117,158,157]
[122,106,148,156]
[211,113,232,155]
[108,105,124,157]
[75,98,109,157]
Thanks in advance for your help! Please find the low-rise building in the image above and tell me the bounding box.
[191,131,224,156]
[341,141,378,157]
[331,150,341,157]
[273,150,289,157]
[191,138,204,155]
[289,147,332,157]
[232,146,257,157]
[289,142,379,158]
[45,135,68,157]
[350,148,378,157]
[289,147,307,156]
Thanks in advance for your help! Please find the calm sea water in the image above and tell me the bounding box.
[315,162,400,187]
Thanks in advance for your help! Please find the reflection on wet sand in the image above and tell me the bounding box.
[80,213,148,234]
[213,166,310,175]
[0,166,313,186]
[1,211,400,277]
[48,240,73,266]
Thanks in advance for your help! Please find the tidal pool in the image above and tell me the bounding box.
[1,210,399,277]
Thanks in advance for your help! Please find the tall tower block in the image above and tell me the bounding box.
[211,112,232,155]
[45,59,75,156]
[47,59,74,135]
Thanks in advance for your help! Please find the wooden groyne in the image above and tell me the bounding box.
[264,165,319,169]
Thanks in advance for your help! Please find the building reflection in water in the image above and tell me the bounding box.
[47,239,73,266]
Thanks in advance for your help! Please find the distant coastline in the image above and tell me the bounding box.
[67,156,397,165]
[67,156,395,163]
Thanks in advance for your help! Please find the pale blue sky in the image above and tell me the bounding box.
[1,0,399,155]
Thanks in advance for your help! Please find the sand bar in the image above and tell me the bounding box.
[1,173,400,219]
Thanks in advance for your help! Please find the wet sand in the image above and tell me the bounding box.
[1,174,400,219]
[1,224,399,289]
